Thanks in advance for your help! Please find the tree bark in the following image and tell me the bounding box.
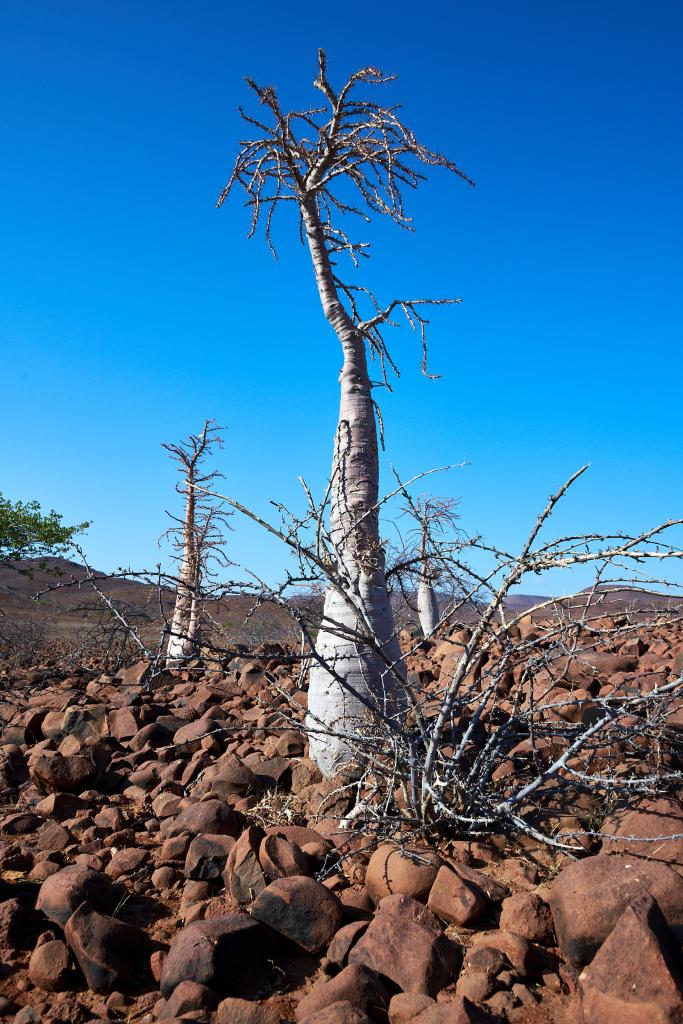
[417,526,440,637]
[166,480,199,663]
[302,199,405,775]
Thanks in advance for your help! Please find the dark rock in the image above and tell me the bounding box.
[365,844,441,905]
[349,906,460,996]
[499,892,554,945]
[160,915,273,998]
[158,980,221,1019]
[427,866,486,927]
[64,901,150,993]
[250,875,342,953]
[31,754,96,794]
[36,866,116,928]
[166,800,239,839]
[185,834,235,882]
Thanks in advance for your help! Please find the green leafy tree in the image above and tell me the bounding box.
[0,493,89,572]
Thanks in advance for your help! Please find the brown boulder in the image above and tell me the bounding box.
[349,907,460,996]
[31,754,96,794]
[579,894,683,1023]
[499,892,554,945]
[295,963,388,1020]
[64,901,150,993]
[427,866,486,927]
[259,834,310,879]
[250,875,342,953]
[166,799,239,838]
[548,854,683,966]
[365,844,441,905]
[36,865,116,928]
[28,939,74,991]
[215,999,280,1024]
[160,915,273,998]
[185,834,235,882]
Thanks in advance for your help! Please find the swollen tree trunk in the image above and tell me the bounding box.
[167,481,199,663]
[302,200,405,775]
[417,526,440,637]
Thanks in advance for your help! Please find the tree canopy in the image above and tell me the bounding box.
[0,493,89,571]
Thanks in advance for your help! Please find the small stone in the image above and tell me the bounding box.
[28,939,73,991]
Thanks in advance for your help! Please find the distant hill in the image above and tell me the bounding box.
[1,558,680,654]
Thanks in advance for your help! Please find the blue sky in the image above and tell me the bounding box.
[2,1,682,594]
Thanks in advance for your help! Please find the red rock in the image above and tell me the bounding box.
[295,964,388,1021]
[0,898,25,952]
[259,834,310,879]
[377,894,443,933]
[64,901,150,993]
[209,758,261,799]
[388,992,435,1024]
[499,892,554,945]
[275,731,305,757]
[36,821,73,852]
[469,931,535,976]
[298,1002,373,1024]
[185,834,235,882]
[36,866,116,928]
[600,796,683,871]
[105,848,149,879]
[1,812,41,835]
[427,866,486,927]
[365,844,441,905]
[325,920,368,970]
[579,894,683,1023]
[28,939,73,991]
[158,980,221,1019]
[107,708,140,741]
[250,875,343,953]
[548,854,683,966]
[34,793,85,821]
[165,799,239,838]
[215,999,280,1024]
[31,753,96,794]
[414,998,496,1023]
[160,915,273,998]
[117,661,151,687]
[348,906,460,996]
[227,826,267,904]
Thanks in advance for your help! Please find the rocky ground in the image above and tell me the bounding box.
[0,624,681,1024]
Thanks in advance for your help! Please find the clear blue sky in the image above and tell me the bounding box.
[2,1,682,593]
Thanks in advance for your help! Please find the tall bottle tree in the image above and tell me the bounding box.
[163,421,227,664]
[219,52,472,773]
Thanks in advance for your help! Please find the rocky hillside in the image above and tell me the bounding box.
[0,615,681,1023]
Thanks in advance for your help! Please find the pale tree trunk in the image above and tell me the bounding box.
[302,200,406,775]
[417,525,440,637]
[167,481,199,663]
